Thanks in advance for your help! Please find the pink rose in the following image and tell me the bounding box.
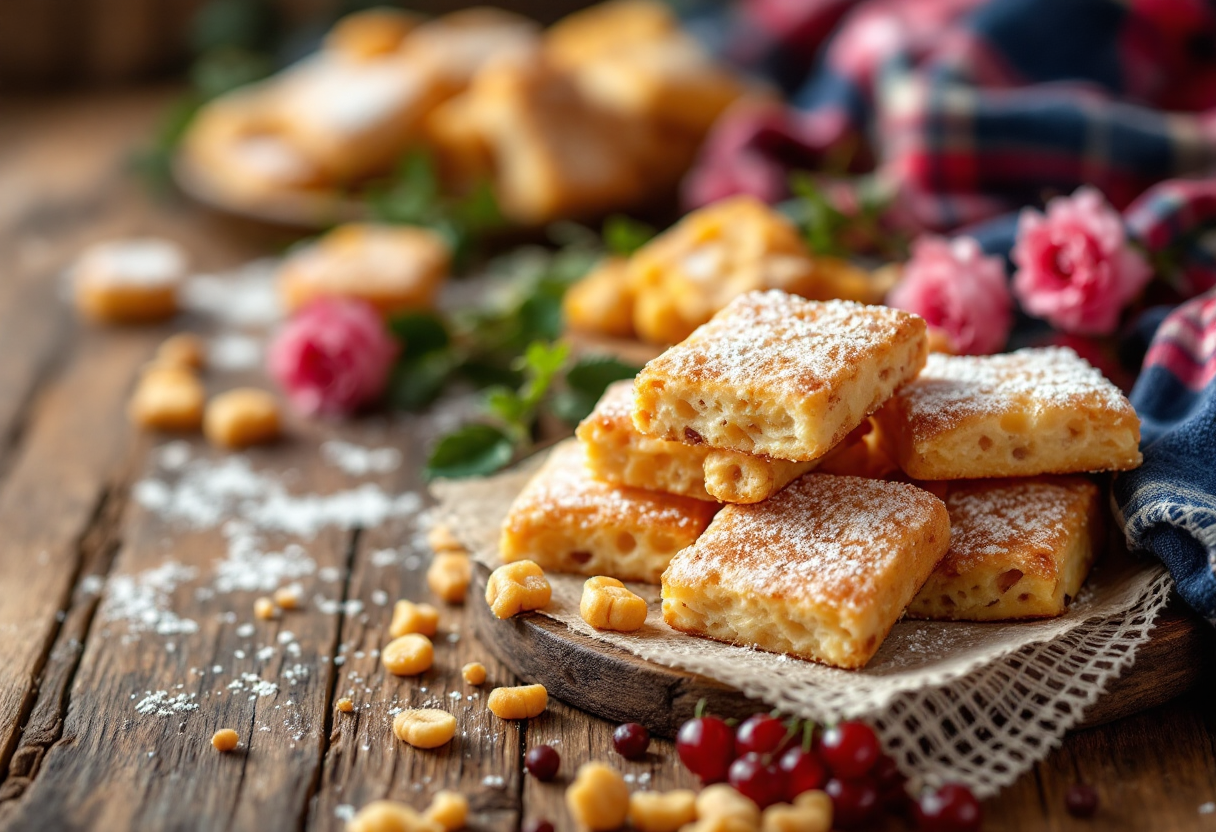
[1012,186,1152,335]
[268,298,398,417]
[887,235,1012,355]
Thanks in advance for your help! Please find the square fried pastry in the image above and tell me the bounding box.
[661,474,950,669]
[876,347,1142,480]
[500,441,719,584]
[908,477,1100,621]
[626,196,822,346]
[633,291,928,462]
[577,381,816,504]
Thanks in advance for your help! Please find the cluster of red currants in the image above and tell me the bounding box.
[674,709,983,832]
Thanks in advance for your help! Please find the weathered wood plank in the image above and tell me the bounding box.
[1,431,356,832]
[983,694,1216,831]
[0,325,156,789]
[307,415,522,832]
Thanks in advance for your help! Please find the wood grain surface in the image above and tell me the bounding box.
[0,88,1214,832]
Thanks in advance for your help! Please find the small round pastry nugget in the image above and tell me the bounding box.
[204,388,281,449]
[74,238,187,324]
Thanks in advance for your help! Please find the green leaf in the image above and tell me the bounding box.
[190,0,276,53]
[130,95,204,194]
[388,310,450,356]
[458,359,522,390]
[549,388,597,426]
[424,423,516,480]
[602,214,656,256]
[368,150,442,226]
[386,350,455,411]
[551,356,641,426]
[485,386,528,429]
[516,291,566,344]
[565,355,641,396]
[517,340,571,379]
[189,46,273,99]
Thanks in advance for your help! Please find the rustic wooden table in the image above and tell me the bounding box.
[0,88,1214,832]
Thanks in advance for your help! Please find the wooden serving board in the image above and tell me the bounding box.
[469,561,1210,738]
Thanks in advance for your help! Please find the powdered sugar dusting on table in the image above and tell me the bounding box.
[640,291,921,396]
[897,347,1133,434]
[666,474,944,611]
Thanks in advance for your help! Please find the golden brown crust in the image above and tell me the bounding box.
[661,474,949,668]
[633,291,928,462]
[577,381,815,503]
[500,441,719,584]
[878,348,1142,480]
[907,477,1100,621]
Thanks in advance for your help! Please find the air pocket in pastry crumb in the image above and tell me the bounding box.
[907,477,1100,621]
[661,474,949,669]
[577,381,815,504]
[633,290,927,463]
[499,441,719,584]
[875,347,1142,480]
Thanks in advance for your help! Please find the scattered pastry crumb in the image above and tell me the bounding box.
[487,684,547,720]
[274,584,303,610]
[461,662,486,686]
[211,728,240,752]
[254,597,278,620]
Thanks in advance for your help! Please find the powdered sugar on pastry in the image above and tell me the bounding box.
[877,347,1142,479]
[651,291,918,395]
[908,477,1101,621]
[667,475,943,612]
[633,290,927,462]
[662,474,949,668]
[897,348,1131,437]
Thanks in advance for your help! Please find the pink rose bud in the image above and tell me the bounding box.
[268,298,398,418]
[1012,186,1152,335]
[887,235,1012,355]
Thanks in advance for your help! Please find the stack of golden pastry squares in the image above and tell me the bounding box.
[500,290,1143,669]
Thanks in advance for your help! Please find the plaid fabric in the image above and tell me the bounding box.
[689,0,1216,620]
[1114,289,1216,623]
[690,0,1216,275]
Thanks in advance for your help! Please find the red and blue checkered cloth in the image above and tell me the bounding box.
[688,0,1216,619]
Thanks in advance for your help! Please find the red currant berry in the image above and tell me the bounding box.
[873,754,910,807]
[728,752,788,808]
[612,722,651,761]
[820,721,881,778]
[735,714,788,756]
[1065,784,1099,818]
[676,716,736,783]
[914,783,982,832]
[523,820,554,832]
[778,746,827,799]
[825,776,880,829]
[524,745,560,781]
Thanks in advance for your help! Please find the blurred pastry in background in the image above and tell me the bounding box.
[562,195,906,346]
[180,1,751,228]
[544,0,678,70]
[73,237,188,324]
[323,7,424,61]
[400,7,540,94]
[437,53,647,225]
[180,85,324,205]
[277,223,450,316]
[627,196,821,345]
[563,256,636,341]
